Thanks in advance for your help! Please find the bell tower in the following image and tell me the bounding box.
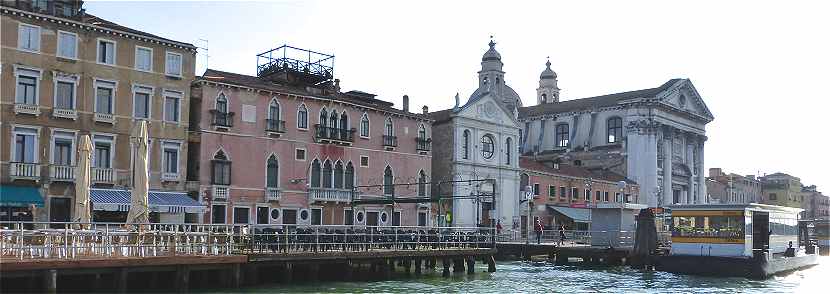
[537,58,560,104]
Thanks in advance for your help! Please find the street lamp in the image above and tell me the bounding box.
[522,185,533,244]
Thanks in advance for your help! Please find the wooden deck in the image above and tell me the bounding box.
[248,248,497,262]
[0,254,247,272]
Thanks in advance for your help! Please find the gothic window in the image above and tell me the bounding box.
[360,113,370,137]
[384,118,394,136]
[329,110,338,129]
[297,104,308,129]
[323,160,333,188]
[345,162,355,189]
[215,94,228,113]
[266,155,278,188]
[334,161,344,189]
[310,159,321,188]
[268,99,280,121]
[383,166,394,195]
[211,150,231,185]
[555,124,569,147]
[607,117,622,143]
[462,130,470,159]
[418,124,427,140]
[520,173,529,191]
[418,170,427,196]
[340,112,348,130]
[505,137,512,165]
[320,108,328,127]
[481,134,495,159]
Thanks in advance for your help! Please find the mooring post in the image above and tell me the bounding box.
[283,263,293,283]
[309,263,320,282]
[175,265,190,293]
[414,258,423,275]
[442,259,451,277]
[466,257,475,275]
[117,268,129,294]
[453,258,465,273]
[487,255,497,272]
[43,269,57,294]
[231,263,242,288]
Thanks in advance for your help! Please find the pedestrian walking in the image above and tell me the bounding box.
[558,225,566,246]
[534,218,543,244]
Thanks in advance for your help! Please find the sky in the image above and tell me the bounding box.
[85,0,830,191]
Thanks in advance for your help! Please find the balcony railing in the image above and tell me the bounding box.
[416,137,432,151]
[314,124,355,143]
[213,185,229,200]
[265,119,286,133]
[308,188,351,202]
[50,165,75,181]
[14,103,40,116]
[91,167,114,183]
[266,188,281,201]
[52,108,77,120]
[10,162,40,180]
[383,135,398,148]
[161,172,179,181]
[94,112,115,124]
[210,110,234,128]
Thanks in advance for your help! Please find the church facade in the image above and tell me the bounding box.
[519,65,715,207]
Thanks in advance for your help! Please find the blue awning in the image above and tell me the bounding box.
[0,185,44,207]
[548,205,591,223]
[90,189,205,213]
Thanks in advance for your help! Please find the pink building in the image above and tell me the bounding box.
[187,46,433,226]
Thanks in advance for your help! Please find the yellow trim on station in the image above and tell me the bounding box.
[671,236,745,244]
[671,210,744,217]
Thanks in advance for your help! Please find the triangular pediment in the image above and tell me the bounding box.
[657,79,714,122]
[456,92,519,127]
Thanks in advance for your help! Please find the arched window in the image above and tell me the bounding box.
[505,137,512,165]
[555,124,569,147]
[297,104,308,129]
[607,117,622,143]
[383,166,394,195]
[212,150,231,185]
[339,112,348,130]
[266,155,278,188]
[216,94,228,113]
[329,110,338,129]
[384,118,393,136]
[310,159,321,188]
[360,113,370,137]
[418,124,426,140]
[418,170,427,196]
[268,99,280,120]
[481,134,495,159]
[322,160,333,188]
[541,93,547,102]
[334,161,344,189]
[320,108,328,127]
[462,130,470,159]
[345,162,354,189]
[520,173,529,192]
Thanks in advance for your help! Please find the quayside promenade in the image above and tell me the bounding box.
[1,222,498,293]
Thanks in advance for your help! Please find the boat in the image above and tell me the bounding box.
[655,204,819,279]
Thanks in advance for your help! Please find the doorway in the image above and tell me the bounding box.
[752,211,770,256]
[256,206,269,224]
[49,197,70,228]
[367,211,379,226]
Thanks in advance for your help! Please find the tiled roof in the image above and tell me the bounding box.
[520,157,636,185]
[519,79,681,118]
[199,69,430,120]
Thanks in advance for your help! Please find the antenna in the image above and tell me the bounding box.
[197,38,210,72]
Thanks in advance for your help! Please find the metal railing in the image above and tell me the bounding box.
[496,229,635,247]
[213,185,229,200]
[266,188,280,201]
[14,103,39,115]
[383,135,398,147]
[10,162,40,179]
[314,124,355,143]
[0,222,494,260]
[265,119,286,133]
[416,137,431,151]
[210,110,234,128]
[50,164,75,181]
[94,112,115,124]
[52,108,77,119]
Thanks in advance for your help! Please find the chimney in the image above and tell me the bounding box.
[402,95,409,112]
[422,105,429,114]
[709,168,722,178]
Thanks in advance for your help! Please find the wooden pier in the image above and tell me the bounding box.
[495,242,632,265]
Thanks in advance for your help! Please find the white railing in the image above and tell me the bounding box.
[52,108,78,119]
[309,188,351,202]
[10,162,40,180]
[92,167,114,183]
[50,165,75,181]
[266,188,280,201]
[161,172,179,181]
[213,185,229,200]
[13,103,40,115]
[94,112,115,124]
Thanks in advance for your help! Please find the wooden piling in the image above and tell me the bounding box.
[117,268,129,294]
[414,258,423,275]
[453,258,465,273]
[487,255,497,273]
[175,266,190,293]
[282,263,293,283]
[231,263,242,287]
[466,257,475,275]
[309,264,320,282]
[43,269,57,294]
[442,259,451,277]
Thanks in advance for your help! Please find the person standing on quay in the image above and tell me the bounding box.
[534,219,544,244]
[558,225,566,246]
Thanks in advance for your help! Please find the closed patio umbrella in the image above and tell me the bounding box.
[73,134,92,224]
[127,121,150,224]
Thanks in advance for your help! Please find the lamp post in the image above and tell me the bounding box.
[523,185,532,244]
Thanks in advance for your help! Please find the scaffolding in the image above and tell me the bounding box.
[256,45,334,85]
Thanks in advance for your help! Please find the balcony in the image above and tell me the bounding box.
[383,135,398,149]
[308,188,351,203]
[161,172,180,182]
[91,167,114,184]
[266,188,281,201]
[14,103,40,116]
[416,137,432,152]
[210,110,234,129]
[10,162,40,180]
[94,112,116,124]
[52,108,77,120]
[265,119,286,134]
[212,185,229,200]
[49,165,75,182]
[314,124,355,145]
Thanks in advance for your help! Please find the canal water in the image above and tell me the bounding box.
[207,257,827,293]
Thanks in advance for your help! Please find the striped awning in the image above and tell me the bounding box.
[90,189,205,213]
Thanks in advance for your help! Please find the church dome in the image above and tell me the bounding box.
[540,59,557,79]
[482,39,501,61]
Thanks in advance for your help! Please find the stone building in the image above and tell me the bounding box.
[801,185,829,220]
[759,172,803,209]
[0,0,199,223]
[429,40,522,228]
[519,62,714,207]
[188,45,433,226]
[706,168,762,204]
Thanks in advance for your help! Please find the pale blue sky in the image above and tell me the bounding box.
[86,0,829,191]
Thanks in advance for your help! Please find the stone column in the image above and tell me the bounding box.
[662,126,674,207]
[698,136,707,204]
[686,134,695,204]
